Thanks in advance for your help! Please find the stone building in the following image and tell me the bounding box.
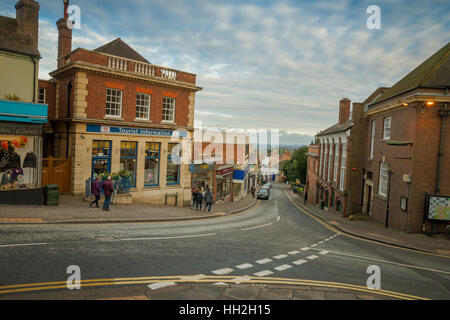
[40,0,202,205]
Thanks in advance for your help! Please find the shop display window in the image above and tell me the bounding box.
[144,142,160,186]
[120,141,137,187]
[167,143,180,185]
[0,135,41,191]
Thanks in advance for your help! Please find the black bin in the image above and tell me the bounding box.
[44,185,59,206]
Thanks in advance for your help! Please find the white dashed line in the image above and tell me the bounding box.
[300,247,311,251]
[307,255,319,260]
[273,254,288,259]
[148,282,176,290]
[231,276,252,284]
[292,259,308,265]
[318,241,324,244]
[274,264,292,271]
[212,268,234,275]
[254,270,274,277]
[288,250,300,255]
[310,244,318,247]
[236,263,253,270]
[319,250,329,255]
[256,258,272,264]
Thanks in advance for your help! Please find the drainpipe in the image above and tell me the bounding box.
[435,94,448,195]
[66,81,72,158]
[31,56,37,102]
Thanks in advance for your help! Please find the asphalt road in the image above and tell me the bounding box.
[0,184,449,299]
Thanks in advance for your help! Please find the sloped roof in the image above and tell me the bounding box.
[0,16,39,56]
[94,38,150,64]
[371,42,450,106]
[316,119,353,137]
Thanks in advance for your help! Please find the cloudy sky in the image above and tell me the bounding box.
[2,0,449,145]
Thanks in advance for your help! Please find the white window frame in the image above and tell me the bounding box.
[383,116,391,140]
[378,162,389,197]
[370,119,375,158]
[339,143,346,191]
[136,93,151,120]
[106,88,122,118]
[333,143,339,183]
[38,88,46,104]
[328,145,333,182]
[162,97,175,122]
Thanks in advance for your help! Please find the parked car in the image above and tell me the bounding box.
[263,182,272,189]
[257,187,270,200]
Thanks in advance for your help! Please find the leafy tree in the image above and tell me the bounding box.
[281,146,308,183]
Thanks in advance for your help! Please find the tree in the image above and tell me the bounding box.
[281,146,308,183]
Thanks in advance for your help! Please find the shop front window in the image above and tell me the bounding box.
[92,140,111,178]
[120,141,137,187]
[167,143,180,185]
[144,142,160,186]
[0,136,41,191]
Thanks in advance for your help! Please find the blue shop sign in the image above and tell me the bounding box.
[0,99,47,123]
[86,124,188,137]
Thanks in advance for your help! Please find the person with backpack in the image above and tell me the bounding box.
[196,187,203,211]
[203,186,213,212]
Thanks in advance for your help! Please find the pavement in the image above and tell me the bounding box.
[0,193,258,224]
[285,187,450,257]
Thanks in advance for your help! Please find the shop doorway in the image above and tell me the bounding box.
[42,157,71,193]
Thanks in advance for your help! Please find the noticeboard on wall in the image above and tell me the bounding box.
[426,194,450,222]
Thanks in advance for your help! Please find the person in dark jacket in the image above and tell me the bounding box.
[90,176,101,208]
[196,188,203,211]
[203,186,213,212]
[191,186,198,209]
[101,176,114,211]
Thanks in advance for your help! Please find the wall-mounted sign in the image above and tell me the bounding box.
[86,124,187,137]
[426,194,450,221]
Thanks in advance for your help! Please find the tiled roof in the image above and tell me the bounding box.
[316,119,353,137]
[94,38,150,64]
[371,42,450,106]
[0,16,39,56]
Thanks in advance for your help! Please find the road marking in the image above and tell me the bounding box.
[235,263,253,270]
[256,258,272,264]
[241,222,273,231]
[318,241,324,244]
[276,216,280,221]
[274,264,292,271]
[254,270,273,277]
[307,255,319,260]
[213,282,228,286]
[288,250,300,255]
[310,244,318,247]
[273,254,288,259]
[212,268,234,275]
[148,282,176,290]
[300,247,310,251]
[292,259,308,265]
[0,242,47,248]
[311,249,450,275]
[181,274,205,280]
[119,233,216,241]
[231,276,252,284]
[319,250,329,255]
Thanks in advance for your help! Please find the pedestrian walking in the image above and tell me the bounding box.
[251,185,256,198]
[203,186,213,212]
[196,188,203,211]
[191,186,198,209]
[102,176,114,211]
[304,191,308,204]
[90,176,101,208]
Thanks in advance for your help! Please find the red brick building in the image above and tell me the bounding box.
[39,1,202,205]
[360,42,450,233]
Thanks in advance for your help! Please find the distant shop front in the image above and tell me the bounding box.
[214,164,233,203]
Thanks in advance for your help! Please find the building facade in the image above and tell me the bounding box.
[360,42,450,233]
[41,1,202,206]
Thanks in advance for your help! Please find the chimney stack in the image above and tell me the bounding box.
[338,98,351,125]
[57,0,72,68]
[15,0,40,50]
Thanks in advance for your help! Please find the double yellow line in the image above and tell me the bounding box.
[0,275,428,300]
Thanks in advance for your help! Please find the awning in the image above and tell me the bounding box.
[0,99,47,124]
